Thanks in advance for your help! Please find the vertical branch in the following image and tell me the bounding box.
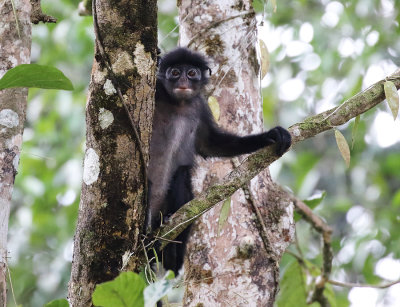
[289,196,333,306]
[0,1,31,305]
[179,1,294,306]
[68,0,157,305]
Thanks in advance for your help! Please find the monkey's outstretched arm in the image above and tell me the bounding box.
[195,106,291,158]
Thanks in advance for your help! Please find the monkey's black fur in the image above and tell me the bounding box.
[158,47,210,75]
[147,47,291,276]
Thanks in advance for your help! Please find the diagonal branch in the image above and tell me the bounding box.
[292,197,333,306]
[154,69,400,250]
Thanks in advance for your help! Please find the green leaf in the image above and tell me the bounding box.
[392,190,400,208]
[144,271,177,307]
[276,261,309,307]
[0,64,73,90]
[384,81,399,120]
[303,191,326,210]
[294,191,326,222]
[164,270,175,280]
[303,259,321,278]
[253,0,276,13]
[277,261,332,307]
[92,272,146,307]
[10,0,21,38]
[44,299,69,307]
[293,211,301,222]
[252,0,265,13]
[324,283,338,307]
[334,130,350,168]
[218,197,231,235]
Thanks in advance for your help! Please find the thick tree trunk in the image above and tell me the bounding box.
[68,0,157,305]
[0,1,31,305]
[178,1,294,306]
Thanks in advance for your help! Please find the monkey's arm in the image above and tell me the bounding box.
[195,106,291,158]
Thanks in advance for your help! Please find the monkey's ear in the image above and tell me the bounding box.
[156,47,162,67]
[204,67,212,77]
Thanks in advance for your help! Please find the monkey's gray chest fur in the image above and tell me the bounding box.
[147,101,198,226]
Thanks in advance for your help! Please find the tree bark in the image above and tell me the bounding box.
[0,1,31,305]
[68,0,157,305]
[178,1,294,306]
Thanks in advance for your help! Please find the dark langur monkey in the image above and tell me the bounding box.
[147,47,291,275]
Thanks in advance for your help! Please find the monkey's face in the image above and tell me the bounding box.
[163,64,205,101]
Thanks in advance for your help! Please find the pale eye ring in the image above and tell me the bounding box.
[171,68,180,77]
[187,69,197,78]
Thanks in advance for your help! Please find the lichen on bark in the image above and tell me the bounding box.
[68,0,157,305]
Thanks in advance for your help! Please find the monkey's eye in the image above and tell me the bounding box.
[187,69,200,79]
[171,68,180,77]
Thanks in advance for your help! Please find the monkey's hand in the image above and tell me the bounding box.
[263,126,292,156]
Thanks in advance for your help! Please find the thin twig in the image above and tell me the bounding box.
[328,279,400,289]
[141,239,156,283]
[295,199,333,281]
[285,250,303,263]
[321,100,347,122]
[294,229,305,260]
[6,262,17,306]
[10,0,21,38]
[160,12,190,46]
[153,236,182,244]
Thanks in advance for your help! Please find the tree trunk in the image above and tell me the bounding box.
[178,1,294,306]
[68,0,157,305]
[0,1,31,305]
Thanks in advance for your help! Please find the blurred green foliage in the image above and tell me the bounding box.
[7,0,400,306]
[263,0,400,305]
